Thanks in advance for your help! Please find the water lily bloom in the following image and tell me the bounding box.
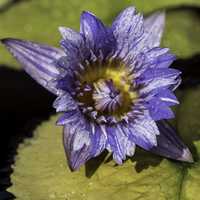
[1,7,193,170]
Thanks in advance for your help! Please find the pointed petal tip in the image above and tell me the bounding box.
[145,10,166,26]
[156,11,166,17]
[1,37,65,95]
[1,38,22,53]
[81,10,95,18]
[161,11,166,23]
[149,10,166,20]
[121,6,136,13]
[0,38,14,45]
[1,37,24,44]
[0,38,7,44]
[155,11,166,25]
[64,156,80,172]
[152,121,194,163]
[58,26,65,32]
[68,163,79,172]
[67,154,86,172]
[81,10,88,15]
[58,26,68,38]
[178,148,194,163]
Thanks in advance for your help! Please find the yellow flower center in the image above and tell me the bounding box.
[76,59,138,122]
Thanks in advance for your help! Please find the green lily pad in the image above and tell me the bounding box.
[0,0,10,7]
[162,9,200,58]
[8,94,200,200]
[0,0,200,68]
[134,0,200,13]
[0,0,17,7]
[176,87,200,200]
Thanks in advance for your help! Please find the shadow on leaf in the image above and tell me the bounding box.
[85,151,109,178]
[0,66,55,199]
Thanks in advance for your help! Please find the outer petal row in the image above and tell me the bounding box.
[80,11,115,57]
[1,38,65,95]
[111,7,165,58]
[63,113,193,170]
[59,27,90,63]
[1,9,166,96]
[111,7,144,58]
[63,119,107,171]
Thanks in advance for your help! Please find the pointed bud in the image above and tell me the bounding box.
[151,120,194,163]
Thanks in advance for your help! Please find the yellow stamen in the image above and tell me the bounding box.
[77,59,138,120]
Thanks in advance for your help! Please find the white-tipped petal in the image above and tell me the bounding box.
[178,148,194,163]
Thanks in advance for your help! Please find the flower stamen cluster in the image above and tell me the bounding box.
[74,57,138,124]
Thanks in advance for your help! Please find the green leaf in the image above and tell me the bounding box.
[0,0,10,7]
[176,87,200,200]
[8,102,200,200]
[1,0,200,68]
[133,0,200,13]
[162,9,200,58]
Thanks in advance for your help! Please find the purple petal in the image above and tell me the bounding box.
[139,68,181,94]
[144,47,169,59]
[123,111,159,150]
[132,48,176,79]
[63,123,92,171]
[145,52,176,69]
[151,121,193,163]
[140,48,176,71]
[106,126,125,164]
[90,124,107,156]
[127,12,165,59]
[54,74,76,93]
[106,125,135,164]
[150,88,179,106]
[63,121,107,171]
[59,27,84,45]
[143,12,165,49]
[53,93,78,112]
[1,38,65,95]
[59,27,89,62]
[111,7,144,58]
[80,11,115,56]
[122,12,165,59]
[56,110,81,126]
[93,79,122,112]
[147,97,174,121]
[140,68,181,81]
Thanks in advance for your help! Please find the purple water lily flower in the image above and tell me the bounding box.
[1,7,193,171]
